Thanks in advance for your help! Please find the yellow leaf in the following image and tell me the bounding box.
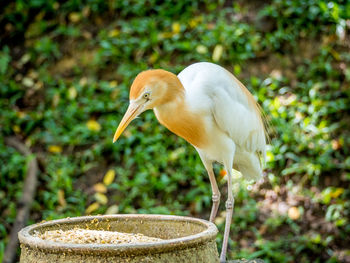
[52,93,60,107]
[12,125,21,133]
[103,169,115,186]
[172,22,181,34]
[110,89,119,99]
[189,17,202,28]
[34,81,43,90]
[20,53,31,64]
[67,86,77,100]
[189,19,197,28]
[86,119,101,131]
[22,77,34,87]
[169,147,185,161]
[82,6,90,17]
[69,12,81,23]
[329,48,340,61]
[93,183,107,193]
[331,139,341,150]
[331,188,344,198]
[124,130,132,138]
[85,202,99,214]
[79,77,88,86]
[288,206,300,220]
[53,2,59,10]
[58,189,66,207]
[148,53,159,64]
[188,18,198,28]
[105,205,119,215]
[48,145,62,153]
[196,45,208,54]
[214,211,226,225]
[212,44,223,62]
[34,12,45,22]
[109,80,118,88]
[28,70,38,79]
[82,31,92,39]
[158,32,173,39]
[273,96,281,109]
[207,23,215,30]
[94,193,108,205]
[16,111,26,119]
[266,151,274,162]
[95,16,103,25]
[108,29,120,38]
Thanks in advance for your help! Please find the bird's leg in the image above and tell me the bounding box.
[196,152,221,223]
[220,168,234,263]
[207,166,220,222]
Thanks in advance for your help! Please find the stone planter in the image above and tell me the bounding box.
[19,214,219,263]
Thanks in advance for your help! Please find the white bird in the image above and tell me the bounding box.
[113,62,267,262]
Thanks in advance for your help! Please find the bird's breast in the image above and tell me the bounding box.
[153,105,208,148]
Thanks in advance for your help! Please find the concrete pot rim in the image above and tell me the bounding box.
[18,214,218,255]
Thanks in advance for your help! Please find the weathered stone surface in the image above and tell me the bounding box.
[19,214,219,263]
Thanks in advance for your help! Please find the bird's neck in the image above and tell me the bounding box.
[153,93,207,148]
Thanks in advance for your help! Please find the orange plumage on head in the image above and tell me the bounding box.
[128,69,206,147]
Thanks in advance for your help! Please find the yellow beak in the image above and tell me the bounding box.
[113,102,143,143]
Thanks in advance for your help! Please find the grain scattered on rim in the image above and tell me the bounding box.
[33,229,163,244]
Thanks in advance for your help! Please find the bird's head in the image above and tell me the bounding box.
[113,69,183,143]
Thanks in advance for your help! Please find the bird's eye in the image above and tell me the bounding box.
[143,92,150,99]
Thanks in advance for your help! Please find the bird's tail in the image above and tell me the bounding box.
[235,151,263,181]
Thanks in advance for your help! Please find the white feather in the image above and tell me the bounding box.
[178,62,266,180]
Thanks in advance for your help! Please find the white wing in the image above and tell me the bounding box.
[178,62,266,156]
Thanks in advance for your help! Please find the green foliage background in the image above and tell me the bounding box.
[1,0,350,262]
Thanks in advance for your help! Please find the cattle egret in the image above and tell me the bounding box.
[113,62,267,262]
